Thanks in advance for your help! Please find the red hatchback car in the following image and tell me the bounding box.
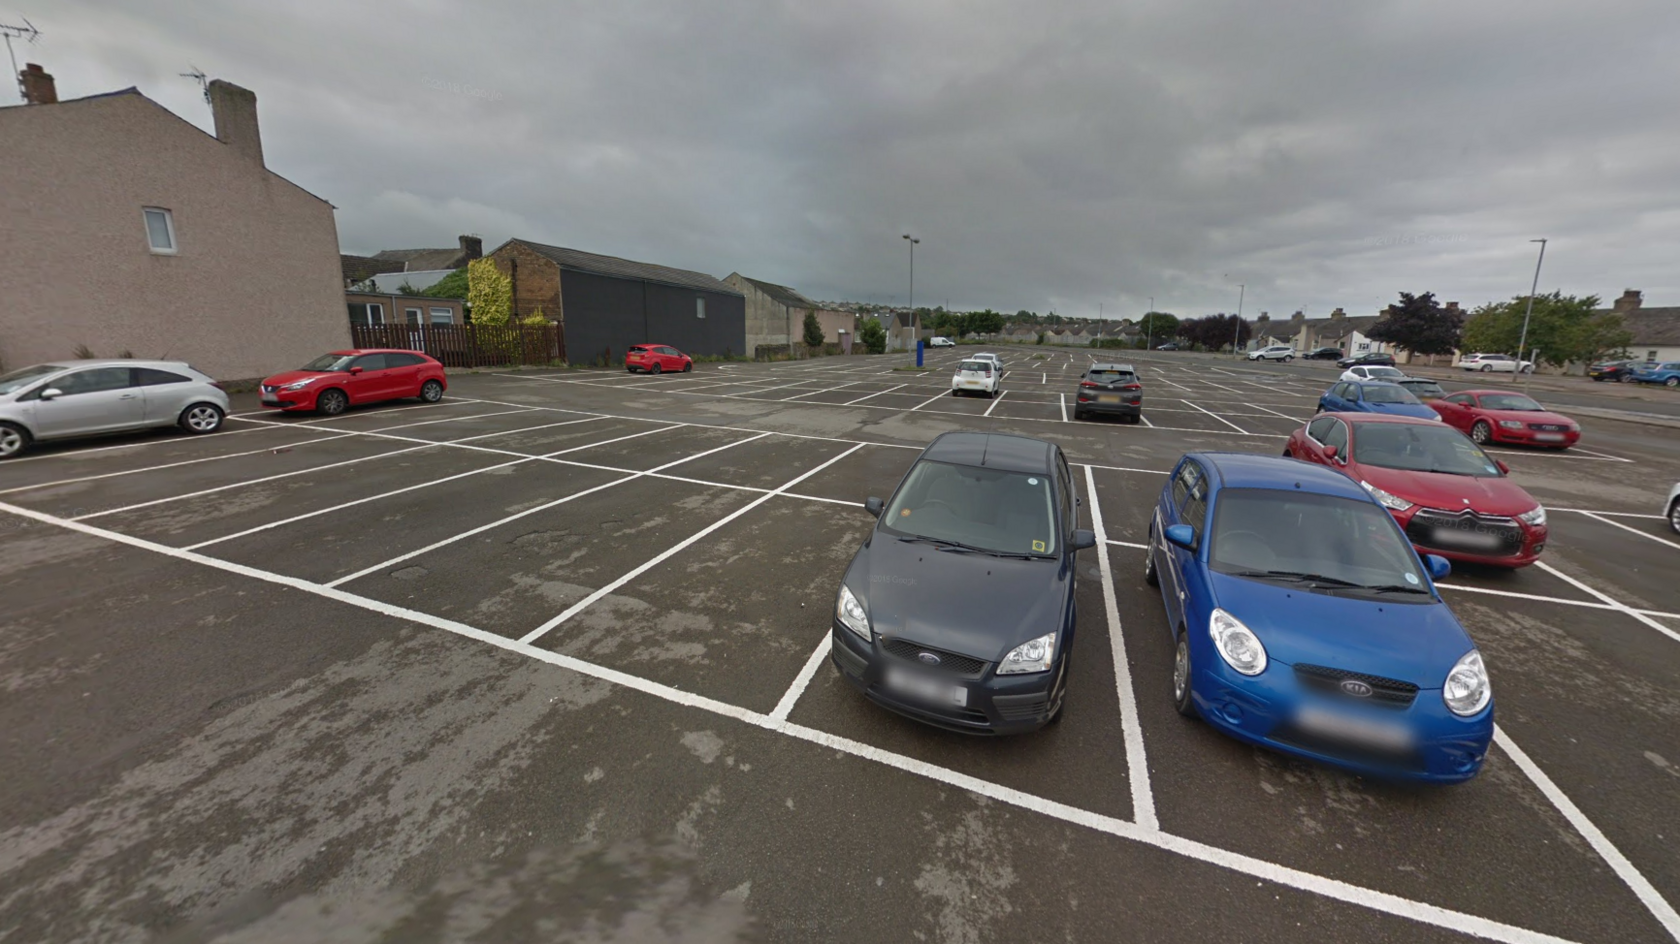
[625,344,693,374]
[1429,389,1580,449]
[1285,412,1549,567]
[260,349,447,415]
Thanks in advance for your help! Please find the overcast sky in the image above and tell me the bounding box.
[29,0,1680,319]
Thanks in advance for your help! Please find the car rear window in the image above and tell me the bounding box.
[1086,369,1136,383]
[135,368,192,385]
[628,345,649,353]
[959,360,992,372]
[1361,385,1420,404]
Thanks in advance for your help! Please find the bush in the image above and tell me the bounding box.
[857,318,888,354]
[803,311,826,348]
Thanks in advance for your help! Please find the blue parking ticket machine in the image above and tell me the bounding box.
[916,340,924,367]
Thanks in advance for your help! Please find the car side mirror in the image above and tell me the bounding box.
[1164,524,1197,550]
[38,387,62,401]
[1425,554,1452,580]
[1494,460,1509,474]
[864,497,884,518]
[1071,529,1096,551]
[349,366,364,375]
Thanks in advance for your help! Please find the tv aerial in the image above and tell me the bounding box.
[1,17,42,103]
[181,65,209,106]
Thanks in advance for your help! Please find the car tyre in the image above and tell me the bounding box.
[178,403,224,434]
[1471,420,1493,445]
[316,388,349,416]
[0,422,30,460]
[1667,377,1679,388]
[419,379,444,403]
[1621,374,1635,384]
[683,361,693,372]
[1284,354,1293,362]
[650,363,662,375]
[1480,363,1492,372]
[1669,499,1680,535]
[1172,631,1197,718]
[1143,528,1160,587]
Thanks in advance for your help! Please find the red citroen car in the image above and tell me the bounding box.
[1285,413,1549,567]
[625,344,693,374]
[260,350,447,415]
[1428,389,1580,449]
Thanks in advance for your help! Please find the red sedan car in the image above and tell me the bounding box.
[625,344,693,374]
[1429,389,1580,449]
[260,350,447,415]
[1285,412,1549,567]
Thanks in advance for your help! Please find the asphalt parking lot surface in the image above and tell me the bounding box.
[3,346,1677,943]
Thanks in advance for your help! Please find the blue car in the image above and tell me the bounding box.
[1319,380,1441,420]
[1144,452,1494,783]
[1631,361,1680,388]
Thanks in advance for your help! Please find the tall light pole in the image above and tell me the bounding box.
[1232,283,1246,355]
[1516,238,1547,385]
[902,234,919,355]
[1146,296,1155,351]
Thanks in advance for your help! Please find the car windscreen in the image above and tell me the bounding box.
[958,361,992,372]
[1365,367,1404,378]
[1360,385,1420,404]
[882,459,1057,557]
[1086,369,1135,383]
[1352,423,1500,477]
[301,353,356,372]
[0,364,65,396]
[1399,380,1444,397]
[1478,394,1542,411]
[1209,489,1427,597]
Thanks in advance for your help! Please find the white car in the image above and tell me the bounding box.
[1340,365,1408,383]
[1246,344,1296,362]
[951,358,1002,398]
[1667,482,1680,535]
[0,359,229,459]
[928,336,956,348]
[970,352,1005,373]
[1459,353,1534,373]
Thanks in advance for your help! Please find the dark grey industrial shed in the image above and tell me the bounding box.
[488,238,746,365]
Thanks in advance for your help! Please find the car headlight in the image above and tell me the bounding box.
[1209,608,1267,676]
[1518,505,1546,527]
[997,632,1057,675]
[1430,413,1444,421]
[1443,649,1491,716]
[835,584,870,640]
[280,379,317,391]
[1499,420,1524,430]
[1359,480,1414,512]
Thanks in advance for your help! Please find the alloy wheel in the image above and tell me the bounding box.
[1173,636,1189,702]
[318,390,348,416]
[421,380,443,402]
[1472,421,1491,444]
[0,426,23,458]
[1669,500,1680,535]
[184,405,222,432]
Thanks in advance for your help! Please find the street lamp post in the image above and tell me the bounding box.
[1146,296,1155,351]
[1516,238,1547,385]
[1232,283,1246,355]
[902,234,919,357]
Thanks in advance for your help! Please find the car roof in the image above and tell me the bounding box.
[1189,451,1370,500]
[1088,362,1135,372]
[39,359,194,370]
[922,431,1055,474]
[1321,411,1439,427]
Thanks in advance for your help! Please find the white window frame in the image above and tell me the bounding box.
[404,307,422,324]
[143,207,177,254]
[429,307,453,325]
[696,297,706,319]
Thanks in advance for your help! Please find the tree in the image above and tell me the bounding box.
[857,316,888,354]
[1137,312,1179,347]
[1460,292,1624,369]
[421,267,470,300]
[467,258,512,326]
[1366,292,1461,361]
[1176,314,1250,351]
[803,310,826,348]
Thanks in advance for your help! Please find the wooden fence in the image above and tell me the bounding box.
[349,323,565,368]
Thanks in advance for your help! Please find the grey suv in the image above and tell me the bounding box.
[0,360,228,459]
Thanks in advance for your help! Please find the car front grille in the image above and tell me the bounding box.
[1294,664,1419,709]
[881,638,988,679]
[260,384,276,393]
[1527,423,1567,432]
[1405,508,1526,557]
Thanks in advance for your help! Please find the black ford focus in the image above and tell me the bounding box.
[831,432,1096,734]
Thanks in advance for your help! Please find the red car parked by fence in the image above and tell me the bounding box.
[625,344,693,374]
[260,349,447,415]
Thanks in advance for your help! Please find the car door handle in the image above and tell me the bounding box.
[118,394,139,400]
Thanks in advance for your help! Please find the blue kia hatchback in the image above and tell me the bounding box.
[1144,452,1493,782]
[1318,381,1441,420]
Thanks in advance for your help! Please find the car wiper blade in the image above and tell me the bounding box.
[1362,583,1432,594]
[1226,569,1364,588]
[897,535,978,553]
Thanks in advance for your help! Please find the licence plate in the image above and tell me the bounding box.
[260,395,278,404]
[1097,394,1119,403]
[1533,432,1563,442]
[1430,528,1503,550]
[1296,705,1414,750]
[884,665,968,707]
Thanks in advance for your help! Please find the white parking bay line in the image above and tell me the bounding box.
[984,390,1008,417]
[909,391,949,412]
[1182,399,1248,433]
[1494,728,1680,941]
[1534,560,1680,645]
[770,634,835,723]
[1564,509,1680,551]
[844,383,906,405]
[0,431,357,496]
[1083,466,1157,831]
[1059,394,1068,422]
[519,443,868,645]
[0,496,1607,944]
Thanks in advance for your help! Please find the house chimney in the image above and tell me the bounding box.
[1444,301,1461,313]
[459,235,483,260]
[208,79,263,165]
[1330,307,1346,319]
[1613,289,1642,314]
[19,63,57,105]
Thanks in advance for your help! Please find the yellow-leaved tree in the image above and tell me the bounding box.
[467,258,512,326]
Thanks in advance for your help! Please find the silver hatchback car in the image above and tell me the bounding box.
[0,360,229,459]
